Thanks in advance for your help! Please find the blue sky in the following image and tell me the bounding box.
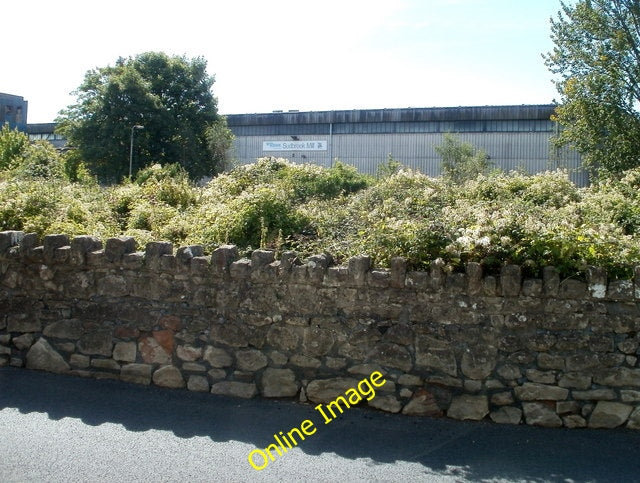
[4,0,564,122]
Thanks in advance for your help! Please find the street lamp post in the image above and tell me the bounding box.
[129,125,144,178]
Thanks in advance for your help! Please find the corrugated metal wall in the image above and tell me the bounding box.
[230,131,587,185]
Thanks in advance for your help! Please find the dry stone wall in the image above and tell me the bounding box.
[2,230,640,429]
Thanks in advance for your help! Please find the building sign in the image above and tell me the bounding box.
[263,140,327,151]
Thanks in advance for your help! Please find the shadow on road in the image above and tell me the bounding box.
[2,367,639,482]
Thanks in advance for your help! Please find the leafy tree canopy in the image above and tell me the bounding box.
[57,52,231,182]
[544,0,640,179]
[0,123,30,171]
[435,133,492,184]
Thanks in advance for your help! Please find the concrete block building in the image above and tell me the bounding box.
[0,93,28,132]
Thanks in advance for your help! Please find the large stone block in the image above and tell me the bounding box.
[368,395,402,413]
[261,368,298,397]
[235,349,268,372]
[608,279,634,300]
[586,266,607,299]
[430,259,446,290]
[306,377,359,404]
[78,331,112,356]
[563,415,587,428]
[70,354,90,368]
[113,341,137,363]
[627,407,640,429]
[514,383,569,401]
[203,346,233,367]
[176,344,202,362]
[401,389,443,416]
[70,236,102,265]
[96,274,128,297]
[500,264,522,297]
[447,395,489,421]
[368,342,412,372]
[390,257,407,288]
[543,266,560,297]
[537,353,565,371]
[152,365,185,388]
[384,324,414,346]
[267,325,299,352]
[289,355,321,368]
[490,407,522,425]
[187,375,209,392]
[558,372,592,390]
[415,342,457,377]
[12,333,34,350]
[621,390,640,403]
[466,262,483,295]
[522,402,562,427]
[348,255,371,286]
[572,389,616,401]
[210,381,257,399]
[588,401,633,429]
[461,346,497,380]
[91,358,120,371]
[301,327,335,357]
[558,279,587,298]
[593,368,640,387]
[251,250,275,270]
[210,323,250,348]
[0,230,24,254]
[104,237,136,263]
[120,363,153,385]
[43,319,83,340]
[43,234,70,263]
[211,245,239,273]
[229,259,252,279]
[139,336,172,364]
[176,245,204,265]
[26,338,70,373]
[142,242,172,272]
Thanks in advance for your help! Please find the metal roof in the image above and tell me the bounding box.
[225,105,557,126]
[26,123,57,134]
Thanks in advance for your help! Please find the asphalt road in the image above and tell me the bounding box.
[1,367,640,482]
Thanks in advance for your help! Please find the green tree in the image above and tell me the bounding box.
[57,52,224,182]
[0,123,29,170]
[544,0,640,178]
[205,116,235,175]
[435,133,491,184]
[15,141,66,180]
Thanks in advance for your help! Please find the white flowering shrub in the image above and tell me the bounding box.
[0,158,638,278]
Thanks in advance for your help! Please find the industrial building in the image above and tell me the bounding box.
[0,93,28,132]
[226,105,586,185]
[26,123,66,149]
[12,101,585,184]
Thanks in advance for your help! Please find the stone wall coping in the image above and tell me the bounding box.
[1,231,640,300]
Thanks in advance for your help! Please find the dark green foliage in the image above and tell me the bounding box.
[436,133,492,184]
[0,155,639,278]
[57,52,224,182]
[544,0,640,178]
[0,124,29,170]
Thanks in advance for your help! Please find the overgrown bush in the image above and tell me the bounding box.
[297,167,640,277]
[13,141,66,180]
[0,179,116,238]
[0,124,30,171]
[0,154,638,279]
[436,133,493,184]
